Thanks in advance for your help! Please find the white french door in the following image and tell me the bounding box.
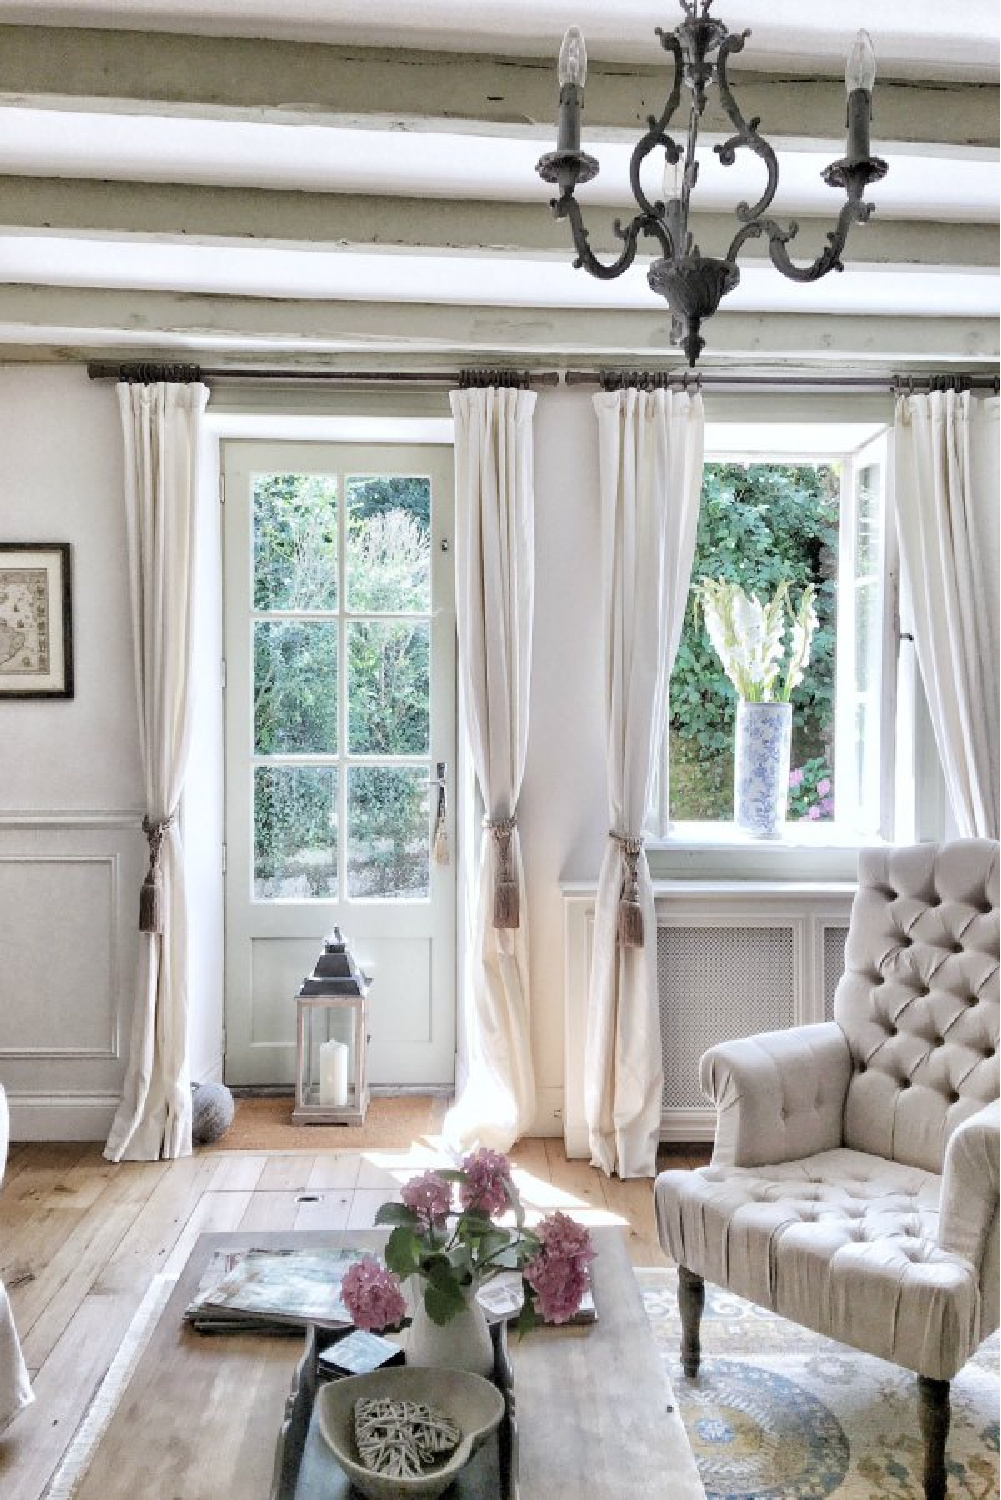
[223,440,456,1086]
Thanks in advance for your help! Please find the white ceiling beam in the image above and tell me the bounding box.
[0,284,994,365]
[0,178,994,270]
[0,27,996,149]
[0,234,993,323]
[2,3,998,83]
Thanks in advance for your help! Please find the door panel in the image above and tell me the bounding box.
[223,440,456,1087]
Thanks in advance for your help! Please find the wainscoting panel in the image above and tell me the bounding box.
[0,812,145,1138]
[562,879,857,1156]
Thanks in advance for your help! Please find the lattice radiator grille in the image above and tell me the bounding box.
[658,924,796,1112]
[823,923,850,1021]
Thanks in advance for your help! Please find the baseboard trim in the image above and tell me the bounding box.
[660,1108,717,1143]
[7,1092,119,1141]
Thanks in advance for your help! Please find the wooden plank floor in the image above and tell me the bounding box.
[0,1133,709,1500]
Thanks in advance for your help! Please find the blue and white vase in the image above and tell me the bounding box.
[734,700,793,838]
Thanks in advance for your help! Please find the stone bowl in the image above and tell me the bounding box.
[317,1365,505,1500]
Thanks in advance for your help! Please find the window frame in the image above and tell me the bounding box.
[649,420,901,853]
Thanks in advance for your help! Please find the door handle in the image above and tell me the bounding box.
[431,762,449,866]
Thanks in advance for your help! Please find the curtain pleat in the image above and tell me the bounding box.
[585,388,704,1177]
[105,380,209,1162]
[894,392,1000,839]
[444,387,537,1151]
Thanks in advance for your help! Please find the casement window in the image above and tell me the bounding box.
[650,422,899,844]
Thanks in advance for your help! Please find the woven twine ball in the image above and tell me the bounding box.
[191,1081,235,1145]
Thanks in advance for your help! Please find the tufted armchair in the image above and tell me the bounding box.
[655,841,1000,1500]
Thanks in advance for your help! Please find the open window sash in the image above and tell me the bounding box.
[834,428,897,839]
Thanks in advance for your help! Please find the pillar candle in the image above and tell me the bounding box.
[319,1039,349,1108]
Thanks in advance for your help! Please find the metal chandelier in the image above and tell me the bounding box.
[536,1,888,366]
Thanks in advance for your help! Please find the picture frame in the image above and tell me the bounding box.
[0,542,74,699]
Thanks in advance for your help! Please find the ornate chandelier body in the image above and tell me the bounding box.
[536,1,888,366]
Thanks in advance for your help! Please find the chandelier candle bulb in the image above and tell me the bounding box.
[319,1038,349,1109]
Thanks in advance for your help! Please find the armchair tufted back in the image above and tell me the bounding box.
[835,840,1000,1173]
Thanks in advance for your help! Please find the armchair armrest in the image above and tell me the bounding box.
[939,1101,999,1260]
[701,1022,852,1168]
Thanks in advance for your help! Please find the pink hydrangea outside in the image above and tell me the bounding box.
[816,777,832,797]
[342,1256,408,1332]
[459,1148,513,1218]
[788,766,805,788]
[401,1170,452,1229]
[523,1211,595,1324]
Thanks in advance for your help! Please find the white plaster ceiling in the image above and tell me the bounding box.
[4,0,1000,81]
[0,0,995,360]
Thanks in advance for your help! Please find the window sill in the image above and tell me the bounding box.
[645,821,883,882]
[648,821,882,853]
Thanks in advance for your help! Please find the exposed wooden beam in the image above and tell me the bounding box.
[0,26,996,149]
[0,177,993,270]
[0,284,995,364]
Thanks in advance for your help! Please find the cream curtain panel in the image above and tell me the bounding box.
[445,386,537,1152]
[586,387,704,1178]
[105,380,209,1162]
[894,390,1000,839]
[0,1086,33,1435]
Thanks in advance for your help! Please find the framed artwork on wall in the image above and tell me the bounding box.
[0,542,74,699]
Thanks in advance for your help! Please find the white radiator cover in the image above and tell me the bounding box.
[562,880,855,1156]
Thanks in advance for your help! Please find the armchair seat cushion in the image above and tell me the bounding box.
[656,1147,980,1381]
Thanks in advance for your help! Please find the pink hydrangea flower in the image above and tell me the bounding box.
[459,1148,513,1218]
[342,1256,407,1332]
[523,1211,595,1325]
[816,777,832,797]
[788,767,805,788]
[807,804,821,820]
[401,1170,453,1229]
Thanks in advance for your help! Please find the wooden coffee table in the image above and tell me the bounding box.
[72,1226,704,1499]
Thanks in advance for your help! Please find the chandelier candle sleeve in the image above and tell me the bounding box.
[557,26,586,152]
[845,29,876,166]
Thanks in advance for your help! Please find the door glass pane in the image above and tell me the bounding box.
[347,766,430,899]
[254,621,338,754]
[254,765,338,900]
[348,621,430,755]
[346,476,432,612]
[253,473,338,611]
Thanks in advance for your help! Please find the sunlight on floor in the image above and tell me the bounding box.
[353,1142,629,1230]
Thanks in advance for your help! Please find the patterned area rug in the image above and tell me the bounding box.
[638,1268,1000,1500]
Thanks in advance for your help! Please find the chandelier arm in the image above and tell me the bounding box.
[726,198,873,284]
[628,30,686,224]
[556,193,645,280]
[714,30,781,224]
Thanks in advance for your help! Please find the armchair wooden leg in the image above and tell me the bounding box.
[677,1266,705,1378]
[917,1376,950,1500]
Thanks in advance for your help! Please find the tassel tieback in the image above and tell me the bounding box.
[140,814,175,934]
[610,830,645,948]
[485,814,520,930]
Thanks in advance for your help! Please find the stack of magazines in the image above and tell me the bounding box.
[184,1247,367,1335]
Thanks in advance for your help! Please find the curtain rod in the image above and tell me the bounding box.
[85,362,999,395]
[85,362,561,389]
[565,370,1001,394]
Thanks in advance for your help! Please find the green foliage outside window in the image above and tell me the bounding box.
[251,473,433,899]
[669,463,839,823]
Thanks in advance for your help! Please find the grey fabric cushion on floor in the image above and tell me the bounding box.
[191,1082,235,1145]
